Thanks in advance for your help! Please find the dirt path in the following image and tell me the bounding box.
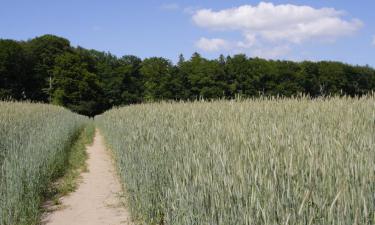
[42,130,132,225]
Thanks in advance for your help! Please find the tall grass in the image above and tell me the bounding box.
[0,101,88,225]
[96,96,375,225]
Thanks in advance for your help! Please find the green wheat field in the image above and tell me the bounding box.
[1,96,374,225]
[0,102,88,225]
[96,96,374,225]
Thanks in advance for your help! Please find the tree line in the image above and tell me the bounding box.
[1,34,374,116]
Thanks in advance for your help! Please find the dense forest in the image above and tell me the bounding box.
[1,34,374,116]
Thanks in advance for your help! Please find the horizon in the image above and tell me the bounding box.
[1,0,374,67]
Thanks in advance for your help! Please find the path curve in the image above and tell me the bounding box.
[42,130,132,225]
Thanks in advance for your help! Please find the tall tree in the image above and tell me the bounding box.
[185,53,227,99]
[140,57,173,101]
[25,34,72,101]
[52,52,104,116]
[116,55,143,104]
[75,48,120,108]
[171,54,191,100]
[0,40,29,100]
[1,35,375,116]
[299,61,321,97]
[273,60,303,96]
[316,61,346,95]
[226,54,250,97]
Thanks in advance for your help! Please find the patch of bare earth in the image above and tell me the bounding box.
[42,130,132,225]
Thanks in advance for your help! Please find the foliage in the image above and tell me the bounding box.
[1,34,375,116]
[48,122,95,199]
[23,35,72,101]
[0,101,88,225]
[96,96,375,225]
[140,57,174,101]
[52,52,104,117]
[0,40,29,100]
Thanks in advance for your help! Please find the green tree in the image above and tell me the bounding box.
[273,60,303,96]
[52,52,104,116]
[316,61,346,95]
[1,34,375,116]
[172,54,191,100]
[248,58,278,96]
[0,40,29,99]
[140,57,173,101]
[116,55,143,104]
[185,53,227,99]
[75,48,119,109]
[299,61,321,97]
[25,34,72,101]
[226,54,252,97]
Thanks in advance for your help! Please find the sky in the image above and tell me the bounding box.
[1,0,374,66]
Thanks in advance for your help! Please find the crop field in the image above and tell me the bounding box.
[0,102,88,225]
[96,96,375,225]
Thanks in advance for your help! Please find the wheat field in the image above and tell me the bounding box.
[96,96,375,225]
[0,102,88,225]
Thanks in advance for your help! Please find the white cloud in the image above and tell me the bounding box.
[237,33,257,48]
[251,45,291,59]
[192,2,362,47]
[195,37,230,52]
[160,3,179,11]
[195,36,288,59]
[183,6,201,14]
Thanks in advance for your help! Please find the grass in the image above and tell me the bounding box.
[0,101,89,225]
[45,122,95,203]
[96,96,375,225]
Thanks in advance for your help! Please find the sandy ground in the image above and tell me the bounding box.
[42,130,132,225]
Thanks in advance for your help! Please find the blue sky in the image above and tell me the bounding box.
[1,0,374,66]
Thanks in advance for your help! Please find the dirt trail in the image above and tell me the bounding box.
[42,130,132,225]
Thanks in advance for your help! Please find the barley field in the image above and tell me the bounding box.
[96,96,375,225]
[0,102,88,225]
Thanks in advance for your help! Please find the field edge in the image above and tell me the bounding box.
[40,122,96,219]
